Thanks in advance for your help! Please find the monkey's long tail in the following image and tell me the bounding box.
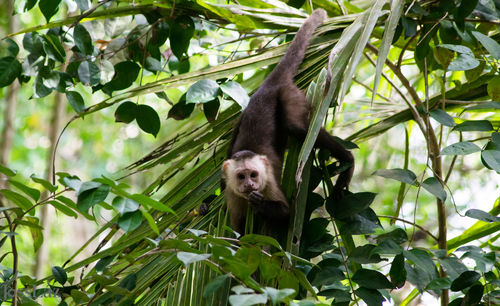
[270,9,327,78]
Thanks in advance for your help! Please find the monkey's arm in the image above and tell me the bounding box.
[249,191,289,220]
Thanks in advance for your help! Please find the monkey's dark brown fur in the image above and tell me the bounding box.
[223,9,354,236]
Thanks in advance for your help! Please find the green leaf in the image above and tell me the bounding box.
[448,54,480,71]
[169,15,194,59]
[168,95,194,120]
[441,142,481,155]
[78,61,100,86]
[482,149,500,172]
[376,228,408,244]
[151,22,169,46]
[437,44,474,55]
[465,101,500,111]
[48,200,78,218]
[349,244,383,264]
[102,61,140,95]
[52,266,67,285]
[39,0,61,22]
[471,31,500,59]
[176,252,211,266]
[112,196,139,215]
[0,164,16,177]
[374,168,417,185]
[73,24,93,55]
[403,249,438,279]
[465,209,500,223]
[114,101,137,123]
[453,120,493,132]
[144,57,163,72]
[426,277,452,290]
[76,183,110,212]
[390,254,406,288]
[262,287,295,305]
[30,174,57,192]
[66,91,86,114]
[220,81,250,108]
[0,189,33,210]
[95,255,114,272]
[429,109,455,127]
[203,98,220,122]
[186,79,220,103]
[421,177,446,201]
[0,56,22,87]
[117,211,142,232]
[136,104,161,137]
[328,192,376,219]
[42,34,65,62]
[203,274,230,298]
[6,38,20,57]
[130,194,175,214]
[355,287,385,305]
[352,269,394,289]
[140,209,159,235]
[454,0,479,29]
[14,219,43,229]
[9,180,41,201]
[228,294,267,306]
[451,271,480,291]
[75,0,89,11]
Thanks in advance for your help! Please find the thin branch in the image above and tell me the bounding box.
[378,215,438,241]
[3,211,18,306]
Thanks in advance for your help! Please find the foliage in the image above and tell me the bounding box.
[0,0,499,305]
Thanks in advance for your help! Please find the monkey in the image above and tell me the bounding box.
[221,9,355,237]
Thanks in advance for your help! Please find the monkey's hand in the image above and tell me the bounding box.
[198,202,209,216]
[248,191,264,208]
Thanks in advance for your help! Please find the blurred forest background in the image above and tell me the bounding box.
[0,0,499,305]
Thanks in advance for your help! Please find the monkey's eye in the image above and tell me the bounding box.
[237,174,245,180]
[250,172,258,178]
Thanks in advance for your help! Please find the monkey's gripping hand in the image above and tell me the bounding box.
[248,191,289,221]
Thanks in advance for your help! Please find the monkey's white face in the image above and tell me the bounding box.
[223,155,269,197]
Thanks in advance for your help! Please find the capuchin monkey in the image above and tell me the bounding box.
[221,9,354,237]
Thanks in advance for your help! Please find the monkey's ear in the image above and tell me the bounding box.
[258,155,269,166]
[222,160,232,178]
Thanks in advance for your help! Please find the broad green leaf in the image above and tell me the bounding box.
[9,180,41,201]
[454,0,479,29]
[421,177,446,201]
[0,189,33,210]
[144,57,163,72]
[130,194,175,214]
[450,271,480,291]
[471,31,500,59]
[376,228,408,244]
[30,175,57,192]
[426,277,452,290]
[465,101,500,111]
[327,192,376,219]
[78,61,100,86]
[448,54,479,71]
[48,200,78,218]
[453,120,493,132]
[114,101,137,123]
[0,164,16,177]
[203,98,220,122]
[117,211,142,232]
[151,22,169,46]
[352,269,394,289]
[39,0,61,22]
[403,249,438,279]
[52,266,67,285]
[6,38,19,57]
[374,168,417,185]
[465,209,500,223]
[482,150,500,172]
[430,109,455,127]
[14,219,43,229]
[42,34,65,62]
[349,244,383,264]
[371,239,403,255]
[437,44,474,55]
[73,24,93,55]
[203,274,230,298]
[168,96,195,120]
[228,294,267,306]
[186,79,220,103]
[77,183,110,212]
[441,142,481,155]
[0,56,22,87]
[136,104,161,137]
[355,287,385,305]
[63,176,82,191]
[169,15,194,59]
[487,76,500,100]
[339,208,382,235]
[95,255,114,272]
[112,196,139,215]
[390,254,406,288]
[262,287,295,305]
[66,91,86,114]
[220,81,250,109]
[439,257,468,280]
[77,181,102,195]
[102,61,140,95]
[176,252,211,266]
